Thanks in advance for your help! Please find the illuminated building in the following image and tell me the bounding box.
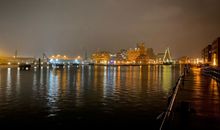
[156,53,165,64]
[178,56,190,64]
[0,56,35,65]
[211,37,220,67]
[49,54,81,65]
[202,37,220,67]
[126,43,149,64]
[116,49,127,61]
[135,43,149,64]
[127,48,140,62]
[91,51,110,64]
[202,45,212,64]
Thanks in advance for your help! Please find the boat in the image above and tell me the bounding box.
[163,62,173,65]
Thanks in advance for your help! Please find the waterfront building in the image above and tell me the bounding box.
[127,48,140,63]
[202,37,220,67]
[135,43,148,64]
[91,51,110,64]
[146,48,156,59]
[116,49,127,61]
[126,43,149,64]
[202,45,212,64]
[178,56,190,64]
[211,37,220,67]
[156,53,165,64]
[0,56,35,65]
[49,54,81,65]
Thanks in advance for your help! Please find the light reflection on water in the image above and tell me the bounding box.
[0,65,183,124]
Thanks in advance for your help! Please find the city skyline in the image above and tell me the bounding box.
[0,0,220,58]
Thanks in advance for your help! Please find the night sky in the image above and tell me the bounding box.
[0,0,220,58]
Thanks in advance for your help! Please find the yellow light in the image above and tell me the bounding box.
[196,58,199,64]
[213,53,217,66]
[8,62,11,65]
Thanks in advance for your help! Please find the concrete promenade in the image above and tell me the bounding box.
[165,67,220,130]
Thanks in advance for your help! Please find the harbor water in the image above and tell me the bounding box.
[0,65,183,128]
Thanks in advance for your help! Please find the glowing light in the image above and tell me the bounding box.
[8,62,11,65]
[213,53,217,66]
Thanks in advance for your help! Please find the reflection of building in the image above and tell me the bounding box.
[91,51,110,64]
[202,45,212,64]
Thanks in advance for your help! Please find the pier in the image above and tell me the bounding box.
[161,67,220,130]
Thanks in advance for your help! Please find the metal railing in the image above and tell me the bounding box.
[201,67,220,82]
[159,73,184,130]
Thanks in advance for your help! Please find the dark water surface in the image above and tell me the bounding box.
[0,65,183,128]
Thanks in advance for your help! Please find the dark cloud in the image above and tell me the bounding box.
[0,0,220,58]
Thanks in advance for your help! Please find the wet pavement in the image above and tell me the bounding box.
[165,67,220,130]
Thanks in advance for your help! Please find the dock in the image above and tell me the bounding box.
[162,67,220,130]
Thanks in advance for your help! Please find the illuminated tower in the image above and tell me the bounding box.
[163,48,172,64]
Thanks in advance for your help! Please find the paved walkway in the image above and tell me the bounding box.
[165,67,220,130]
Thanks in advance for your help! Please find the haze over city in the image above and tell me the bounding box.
[0,0,220,58]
